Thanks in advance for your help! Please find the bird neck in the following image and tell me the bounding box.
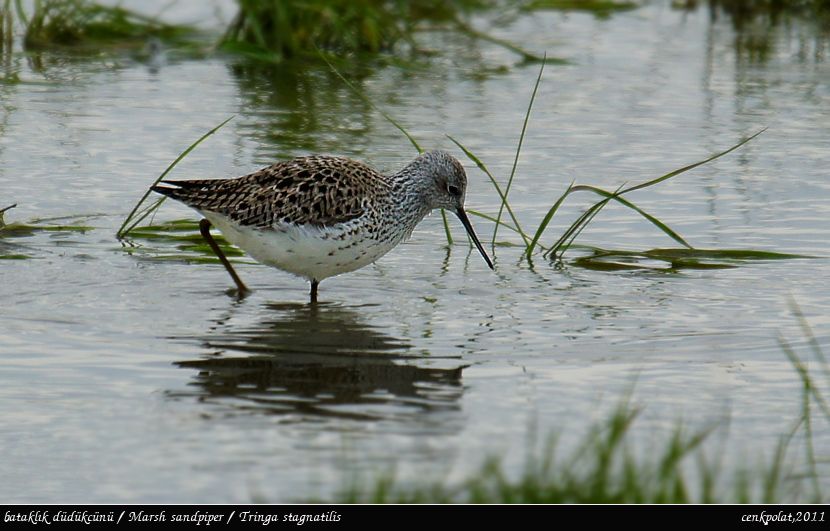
[388,162,437,234]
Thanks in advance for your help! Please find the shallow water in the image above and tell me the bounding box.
[1,1,829,502]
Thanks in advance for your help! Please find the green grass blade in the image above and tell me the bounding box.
[543,204,599,259]
[780,335,830,432]
[440,209,453,245]
[447,134,530,246]
[116,115,234,239]
[561,187,623,256]
[545,184,624,259]
[527,181,574,260]
[0,203,16,229]
[539,130,764,260]
[493,54,546,246]
[548,197,609,258]
[620,128,766,196]
[788,296,830,378]
[785,298,830,424]
[120,197,166,238]
[14,0,28,25]
[571,184,692,249]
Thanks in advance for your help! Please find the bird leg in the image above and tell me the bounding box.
[199,218,250,295]
[310,280,319,304]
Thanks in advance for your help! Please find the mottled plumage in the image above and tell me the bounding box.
[158,156,377,228]
[152,150,493,301]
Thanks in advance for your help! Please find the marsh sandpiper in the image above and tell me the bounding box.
[152,150,493,302]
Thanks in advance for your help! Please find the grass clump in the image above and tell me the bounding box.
[222,0,415,60]
[337,306,829,504]
[9,0,553,64]
[21,0,194,50]
[444,58,784,270]
[336,400,776,503]
[221,0,548,63]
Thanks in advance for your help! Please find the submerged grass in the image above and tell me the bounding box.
[569,246,811,272]
[0,210,95,238]
[122,218,251,265]
[0,208,97,259]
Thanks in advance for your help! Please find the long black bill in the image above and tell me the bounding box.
[455,207,494,270]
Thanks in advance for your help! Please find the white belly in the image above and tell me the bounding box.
[202,212,399,282]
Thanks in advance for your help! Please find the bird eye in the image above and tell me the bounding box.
[447,185,460,196]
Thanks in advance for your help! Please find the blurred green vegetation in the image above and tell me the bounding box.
[20,0,195,50]
[670,0,830,62]
[705,0,830,25]
[2,0,547,63]
[523,0,638,18]
[220,0,549,63]
[220,0,453,58]
[337,303,829,503]
[5,0,826,65]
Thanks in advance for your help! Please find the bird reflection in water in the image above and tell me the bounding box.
[170,303,465,421]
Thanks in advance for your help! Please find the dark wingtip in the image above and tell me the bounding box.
[151,179,199,195]
[157,179,203,188]
[151,179,217,201]
[150,183,178,198]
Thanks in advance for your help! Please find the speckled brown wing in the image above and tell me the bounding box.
[153,156,388,228]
